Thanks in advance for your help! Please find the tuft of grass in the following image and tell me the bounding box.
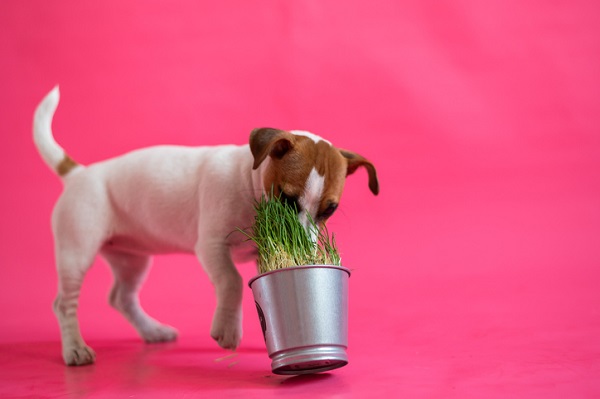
[238,191,341,274]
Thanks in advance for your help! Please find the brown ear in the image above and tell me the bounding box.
[249,128,294,169]
[340,150,379,195]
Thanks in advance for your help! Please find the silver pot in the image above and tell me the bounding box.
[249,265,350,375]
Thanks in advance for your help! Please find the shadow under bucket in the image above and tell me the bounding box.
[249,265,350,375]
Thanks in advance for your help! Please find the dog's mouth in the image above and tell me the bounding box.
[269,187,319,243]
[279,191,300,212]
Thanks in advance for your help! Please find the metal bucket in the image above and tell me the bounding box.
[248,265,350,375]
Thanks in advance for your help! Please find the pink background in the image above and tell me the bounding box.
[1,1,600,397]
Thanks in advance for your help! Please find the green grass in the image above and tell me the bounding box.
[239,191,341,274]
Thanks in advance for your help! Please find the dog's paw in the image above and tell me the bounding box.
[210,309,242,350]
[140,323,179,343]
[64,344,96,366]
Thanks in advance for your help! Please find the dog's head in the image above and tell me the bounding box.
[250,128,379,233]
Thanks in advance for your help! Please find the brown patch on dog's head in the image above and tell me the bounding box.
[56,154,79,177]
[249,128,378,224]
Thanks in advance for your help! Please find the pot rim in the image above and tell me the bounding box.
[248,264,351,288]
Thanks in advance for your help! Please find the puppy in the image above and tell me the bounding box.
[33,87,379,366]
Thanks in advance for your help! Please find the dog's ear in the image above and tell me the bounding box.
[340,150,379,195]
[250,128,294,169]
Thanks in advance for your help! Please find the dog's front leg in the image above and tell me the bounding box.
[195,240,243,350]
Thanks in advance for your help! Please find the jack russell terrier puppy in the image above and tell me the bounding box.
[33,87,379,366]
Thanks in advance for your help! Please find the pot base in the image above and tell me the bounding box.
[271,345,348,375]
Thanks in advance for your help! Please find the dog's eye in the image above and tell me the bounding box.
[319,203,338,219]
[280,191,300,212]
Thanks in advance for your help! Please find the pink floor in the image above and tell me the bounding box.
[1,258,599,398]
[2,1,600,398]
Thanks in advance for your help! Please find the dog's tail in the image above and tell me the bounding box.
[33,86,81,178]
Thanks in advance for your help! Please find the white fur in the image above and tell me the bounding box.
[298,168,325,242]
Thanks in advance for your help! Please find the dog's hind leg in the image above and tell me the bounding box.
[53,245,98,366]
[52,178,112,366]
[102,249,178,343]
